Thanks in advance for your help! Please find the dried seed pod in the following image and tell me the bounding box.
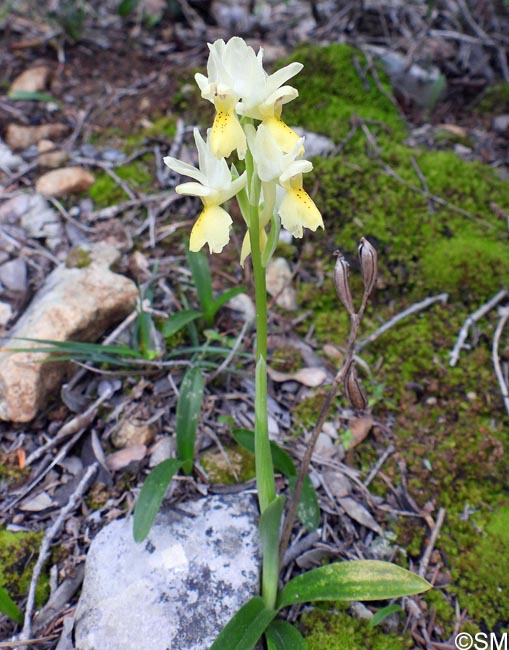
[344,363,368,410]
[333,251,355,315]
[358,237,378,297]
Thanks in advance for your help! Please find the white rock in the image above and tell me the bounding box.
[0,302,13,327]
[0,243,138,422]
[0,258,27,292]
[0,193,63,250]
[75,494,260,650]
[9,65,51,94]
[0,138,24,170]
[266,257,297,310]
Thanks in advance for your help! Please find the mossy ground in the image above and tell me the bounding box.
[278,44,509,641]
[70,42,509,645]
[0,529,48,609]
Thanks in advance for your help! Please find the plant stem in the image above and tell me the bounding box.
[249,203,276,514]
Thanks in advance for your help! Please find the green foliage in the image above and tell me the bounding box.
[132,458,182,543]
[8,90,58,104]
[161,309,202,339]
[233,429,320,532]
[209,596,277,650]
[475,82,509,114]
[368,604,403,628]
[266,620,307,650]
[277,561,431,610]
[187,249,245,326]
[0,586,23,624]
[176,366,204,475]
[259,496,286,609]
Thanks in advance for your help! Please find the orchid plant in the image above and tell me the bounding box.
[162,37,430,648]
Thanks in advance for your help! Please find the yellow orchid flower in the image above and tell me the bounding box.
[247,124,323,239]
[195,37,302,157]
[163,128,247,254]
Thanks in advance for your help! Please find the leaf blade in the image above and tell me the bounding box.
[210,597,277,650]
[0,586,23,624]
[176,366,204,474]
[277,560,432,610]
[265,620,307,650]
[133,458,182,543]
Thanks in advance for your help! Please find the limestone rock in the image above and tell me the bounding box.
[0,243,137,422]
[111,418,156,449]
[36,167,95,197]
[10,65,51,94]
[37,139,69,168]
[75,493,260,650]
[5,123,69,150]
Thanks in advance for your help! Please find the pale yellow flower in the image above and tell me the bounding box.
[163,128,247,254]
[195,37,303,157]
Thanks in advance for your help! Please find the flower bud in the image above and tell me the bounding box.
[333,251,355,315]
[344,363,368,410]
[358,237,378,297]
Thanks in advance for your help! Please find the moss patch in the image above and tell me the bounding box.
[88,159,152,208]
[0,528,48,608]
[301,608,412,649]
[201,444,256,484]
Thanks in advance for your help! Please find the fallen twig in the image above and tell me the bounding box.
[16,462,99,644]
[449,289,508,366]
[419,507,446,578]
[492,305,509,418]
[357,293,449,352]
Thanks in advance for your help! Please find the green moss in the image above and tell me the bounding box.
[88,159,152,207]
[201,444,256,484]
[475,82,509,114]
[293,392,328,433]
[0,528,48,608]
[301,608,412,649]
[447,506,509,629]
[270,347,302,373]
[65,246,91,268]
[281,44,406,145]
[420,235,509,300]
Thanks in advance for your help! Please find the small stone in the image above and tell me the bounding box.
[493,114,509,134]
[106,445,147,471]
[75,494,260,650]
[80,143,98,159]
[111,419,156,449]
[314,432,335,458]
[5,123,69,150]
[323,468,351,498]
[149,436,176,467]
[227,292,255,322]
[101,148,126,163]
[36,167,95,197]
[0,258,27,292]
[10,65,51,94]
[37,139,69,168]
[266,257,297,310]
[0,302,13,328]
[0,138,24,170]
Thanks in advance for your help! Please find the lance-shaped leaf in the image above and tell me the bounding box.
[259,495,285,609]
[0,586,23,624]
[265,620,307,650]
[277,560,431,610]
[176,366,204,474]
[210,596,277,650]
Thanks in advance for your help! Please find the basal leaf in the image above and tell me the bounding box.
[265,620,307,650]
[176,366,204,474]
[161,309,202,339]
[277,560,432,610]
[368,603,403,628]
[0,586,23,624]
[210,596,277,650]
[259,496,285,609]
[288,475,320,532]
[133,458,182,543]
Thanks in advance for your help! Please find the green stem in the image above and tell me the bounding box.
[246,156,277,609]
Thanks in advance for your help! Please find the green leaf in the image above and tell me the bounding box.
[118,0,139,16]
[259,496,285,609]
[211,286,246,314]
[261,212,281,268]
[277,560,432,610]
[187,249,214,324]
[0,586,23,624]
[133,458,182,543]
[288,475,320,532]
[176,367,204,474]
[210,597,277,650]
[265,620,307,650]
[161,309,202,339]
[8,90,58,104]
[233,429,320,531]
[368,603,403,628]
